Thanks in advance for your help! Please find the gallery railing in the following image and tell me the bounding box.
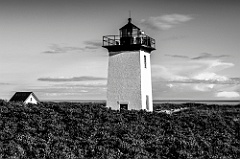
[103,35,155,49]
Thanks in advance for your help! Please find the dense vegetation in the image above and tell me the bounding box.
[0,99,240,158]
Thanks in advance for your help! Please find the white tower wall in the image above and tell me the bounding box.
[107,50,153,111]
[140,50,153,111]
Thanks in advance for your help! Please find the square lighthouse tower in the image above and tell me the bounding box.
[102,18,156,111]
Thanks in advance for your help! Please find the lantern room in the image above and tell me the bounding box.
[103,18,155,52]
[119,18,140,45]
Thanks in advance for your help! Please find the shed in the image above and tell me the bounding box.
[9,92,40,104]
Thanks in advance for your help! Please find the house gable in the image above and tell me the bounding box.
[25,93,39,104]
[9,92,40,104]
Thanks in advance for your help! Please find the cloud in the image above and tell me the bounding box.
[230,78,240,84]
[38,76,107,82]
[153,52,238,99]
[167,84,174,88]
[208,60,234,71]
[194,84,215,92]
[0,83,10,85]
[43,44,84,54]
[166,53,229,60]
[193,72,228,82]
[192,53,229,60]
[190,59,234,82]
[216,91,240,98]
[152,65,189,82]
[153,58,235,85]
[28,82,107,99]
[140,14,193,30]
[43,41,101,54]
[44,92,88,97]
[84,40,102,50]
[152,52,238,96]
[52,82,107,89]
[165,54,189,59]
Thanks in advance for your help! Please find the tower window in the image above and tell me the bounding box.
[146,95,149,110]
[144,55,147,68]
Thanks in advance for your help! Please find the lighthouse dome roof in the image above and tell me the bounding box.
[119,18,140,31]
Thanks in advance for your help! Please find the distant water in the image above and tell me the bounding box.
[44,100,240,105]
[154,100,240,105]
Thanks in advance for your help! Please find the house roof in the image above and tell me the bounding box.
[9,92,39,103]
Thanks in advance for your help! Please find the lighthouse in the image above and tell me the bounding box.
[102,18,156,111]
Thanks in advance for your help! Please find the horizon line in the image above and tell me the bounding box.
[41,99,240,102]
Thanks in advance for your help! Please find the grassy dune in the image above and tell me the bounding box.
[0,99,240,158]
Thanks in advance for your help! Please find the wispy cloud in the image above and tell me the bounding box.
[193,84,215,92]
[84,40,102,50]
[0,83,10,85]
[166,78,240,85]
[152,65,189,82]
[154,59,235,84]
[165,52,229,60]
[231,78,240,84]
[152,52,239,99]
[165,54,189,59]
[216,91,240,98]
[140,14,193,30]
[52,83,106,88]
[192,53,229,60]
[191,59,234,76]
[162,53,234,83]
[192,72,228,82]
[38,76,107,82]
[44,92,88,97]
[43,40,101,54]
[43,44,84,54]
[29,82,107,99]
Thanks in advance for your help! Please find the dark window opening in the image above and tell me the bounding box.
[144,55,147,68]
[146,95,149,110]
[120,104,128,111]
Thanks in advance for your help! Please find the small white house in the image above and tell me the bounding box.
[9,92,40,104]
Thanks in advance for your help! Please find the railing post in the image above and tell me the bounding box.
[103,36,105,46]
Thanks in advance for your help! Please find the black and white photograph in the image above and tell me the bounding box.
[0,0,240,158]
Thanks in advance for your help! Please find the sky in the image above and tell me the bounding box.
[0,0,240,101]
